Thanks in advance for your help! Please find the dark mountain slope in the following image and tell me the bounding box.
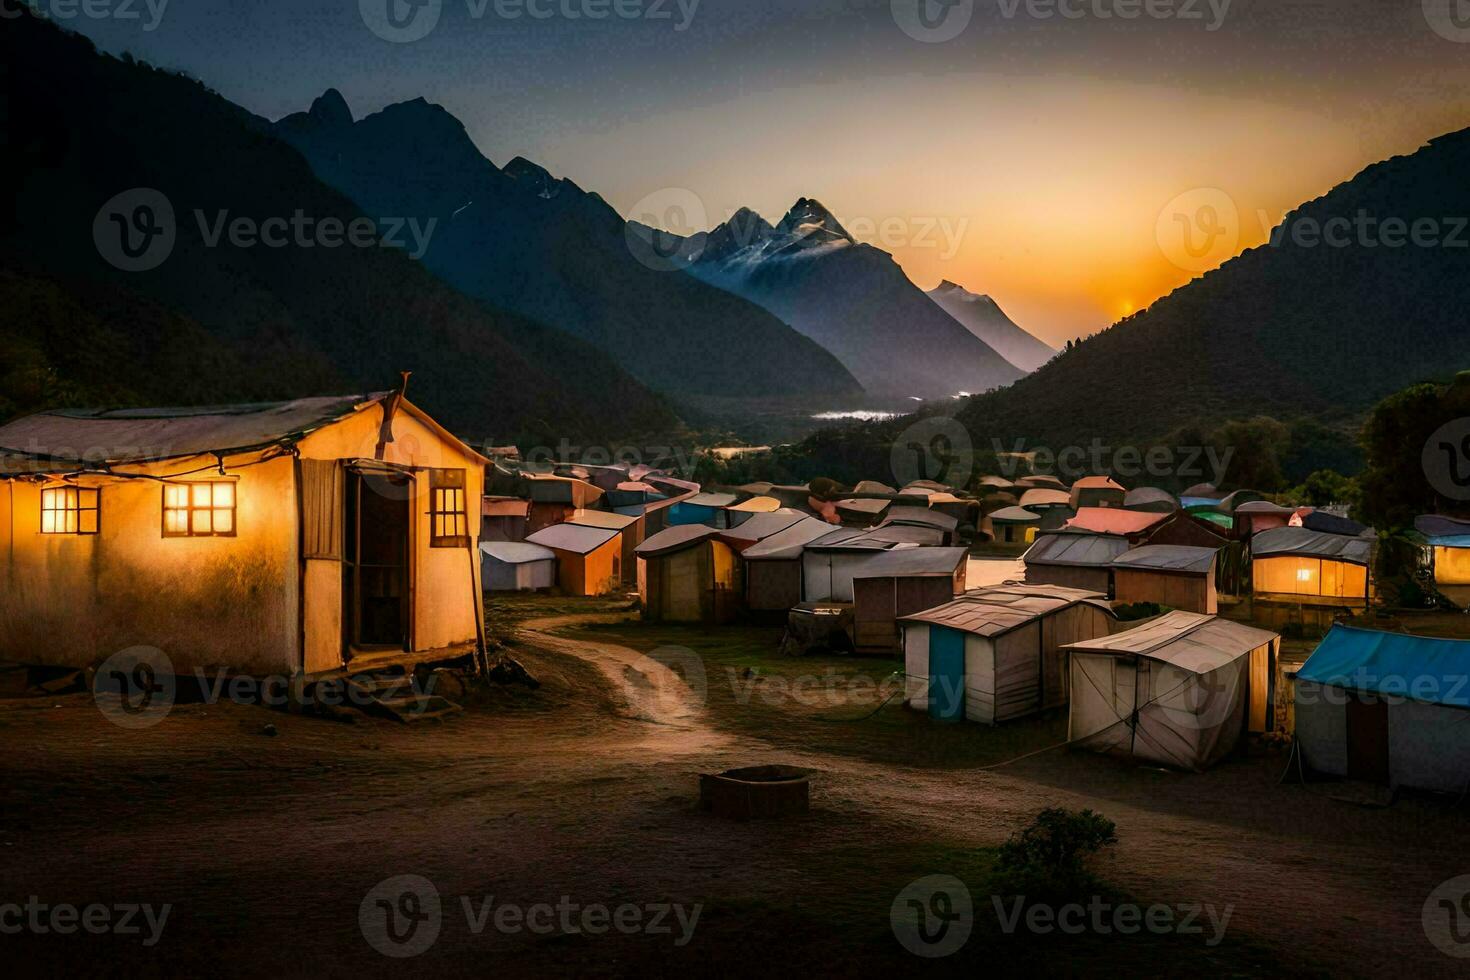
[1,13,675,442]
[273,93,863,401]
[955,128,1470,449]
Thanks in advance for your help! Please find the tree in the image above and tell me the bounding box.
[1358,375,1470,530]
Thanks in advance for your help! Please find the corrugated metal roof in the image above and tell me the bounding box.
[853,547,968,579]
[1064,611,1277,674]
[479,541,556,564]
[1113,544,1218,574]
[525,523,620,555]
[900,584,1113,637]
[739,517,840,560]
[720,511,806,545]
[1252,526,1373,565]
[1023,531,1131,567]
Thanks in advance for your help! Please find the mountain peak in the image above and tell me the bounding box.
[308,88,353,128]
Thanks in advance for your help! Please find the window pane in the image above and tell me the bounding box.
[64,511,78,533]
[167,485,188,508]
[213,509,234,533]
[192,509,213,534]
[80,510,98,534]
[42,510,55,533]
[213,483,234,507]
[191,484,212,507]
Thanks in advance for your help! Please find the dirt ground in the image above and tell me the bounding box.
[4,594,1469,978]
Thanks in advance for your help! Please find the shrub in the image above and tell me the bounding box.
[993,807,1118,900]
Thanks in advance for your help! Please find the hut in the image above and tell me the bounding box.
[877,506,960,545]
[738,517,839,617]
[635,524,741,624]
[1111,544,1220,613]
[606,481,665,509]
[0,392,488,677]
[1294,625,1470,792]
[481,497,531,542]
[1122,487,1178,513]
[523,472,604,533]
[525,523,624,596]
[1145,510,1231,549]
[1018,488,1074,530]
[1233,500,1297,539]
[1022,531,1131,594]
[1180,482,1222,508]
[986,506,1041,548]
[1414,515,1470,604]
[901,584,1116,723]
[727,496,782,519]
[480,541,557,592]
[567,509,644,585]
[801,529,916,603]
[719,510,806,550]
[1065,506,1168,542]
[667,492,740,528]
[1069,476,1126,510]
[1066,612,1280,770]
[835,497,891,527]
[927,492,978,528]
[1250,526,1373,608]
[850,548,969,654]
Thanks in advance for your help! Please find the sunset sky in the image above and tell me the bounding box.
[65,0,1470,345]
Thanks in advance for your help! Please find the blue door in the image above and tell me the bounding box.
[928,626,966,722]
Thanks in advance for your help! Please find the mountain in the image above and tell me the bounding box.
[271,93,863,402]
[927,281,1056,373]
[953,127,1470,451]
[1,13,676,442]
[661,200,1024,399]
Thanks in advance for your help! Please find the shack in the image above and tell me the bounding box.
[738,517,838,618]
[1022,530,1131,594]
[850,547,968,654]
[636,524,740,624]
[525,523,623,596]
[1111,544,1220,614]
[480,541,557,592]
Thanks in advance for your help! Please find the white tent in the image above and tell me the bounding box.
[1065,611,1279,771]
[480,541,557,592]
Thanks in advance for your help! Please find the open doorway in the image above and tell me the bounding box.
[344,470,412,658]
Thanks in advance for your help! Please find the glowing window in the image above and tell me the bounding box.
[429,469,468,548]
[41,487,99,535]
[163,482,236,537]
[1296,568,1313,582]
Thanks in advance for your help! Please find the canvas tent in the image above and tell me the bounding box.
[480,541,557,592]
[901,584,1116,723]
[526,523,623,596]
[1069,476,1126,510]
[850,547,968,654]
[1294,625,1470,792]
[1023,531,1131,594]
[1112,545,1220,613]
[1066,612,1280,770]
[1251,526,1373,606]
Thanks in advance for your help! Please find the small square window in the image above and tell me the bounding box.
[429,469,469,548]
[163,482,237,538]
[41,487,99,535]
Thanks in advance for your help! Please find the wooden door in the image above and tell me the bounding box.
[1345,693,1390,784]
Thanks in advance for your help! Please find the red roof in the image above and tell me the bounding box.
[1066,507,1167,536]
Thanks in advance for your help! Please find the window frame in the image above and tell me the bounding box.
[162,481,238,539]
[40,485,100,536]
[429,468,469,548]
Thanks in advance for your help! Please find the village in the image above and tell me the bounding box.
[2,386,1469,976]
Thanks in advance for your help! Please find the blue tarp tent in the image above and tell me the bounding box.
[1296,625,1470,708]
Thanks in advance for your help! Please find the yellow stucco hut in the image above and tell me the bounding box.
[0,392,487,678]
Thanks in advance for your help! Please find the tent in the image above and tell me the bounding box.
[1294,625,1470,792]
[567,509,644,585]
[526,523,624,596]
[1112,545,1220,613]
[901,584,1115,723]
[1251,526,1373,606]
[1023,531,1131,594]
[1066,612,1280,770]
[635,524,740,624]
[1415,515,1470,600]
[480,541,557,592]
[1123,487,1179,513]
[850,547,969,654]
[738,516,839,616]
[1069,476,1126,510]
[1065,506,1168,541]
[986,506,1041,547]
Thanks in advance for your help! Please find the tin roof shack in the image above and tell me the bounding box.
[1022,531,1131,595]
[526,523,623,597]
[1251,526,1374,608]
[480,541,556,592]
[567,509,644,586]
[901,584,1115,722]
[1069,476,1126,510]
[1294,625,1470,792]
[801,528,938,603]
[834,497,891,527]
[877,506,960,545]
[850,548,968,654]
[0,393,488,677]
[1234,501,1298,540]
[985,506,1041,549]
[1414,515,1470,605]
[738,517,838,618]
[523,473,605,533]
[1112,545,1220,614]
[1144,510,1232,549]
[1066,612,1280,770]
[481,497,531,542]
[635,525,741,624]
[1065,506,1168,542]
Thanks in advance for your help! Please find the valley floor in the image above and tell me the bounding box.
[3,595,1466,978]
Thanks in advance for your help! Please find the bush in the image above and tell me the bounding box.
[993,807,1117,900]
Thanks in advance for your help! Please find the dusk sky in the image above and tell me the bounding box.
[59,0,1470,345]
